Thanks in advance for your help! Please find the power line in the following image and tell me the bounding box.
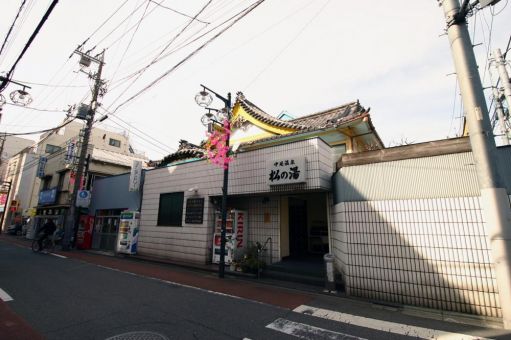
[106,0,214,109]
[0,0,28,57]
[76,0,129,51]
[106,0,248,89]
[244,0,331,90]
[100,114,172,157]
[1,117,75,136]
[109,0,266,114]
[98,108,175,153]
[0,0,36,66]
[108,0,152,85]
[0,0,60,93]
[7,79,86,88]
[86,0,152,53]
[3,102,67,113]
[148,0,210,24]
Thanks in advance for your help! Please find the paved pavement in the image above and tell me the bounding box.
[1,234,510,340]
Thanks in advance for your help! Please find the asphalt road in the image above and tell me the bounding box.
[1,238,510,340]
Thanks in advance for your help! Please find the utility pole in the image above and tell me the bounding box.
[492,86,509,145]
[62,50,105,250]
[494,48,511,108]
[439,0,511,329]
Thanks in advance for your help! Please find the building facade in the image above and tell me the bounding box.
[138,93,382,266]
[17,120,146,234]
[88,172,144,251]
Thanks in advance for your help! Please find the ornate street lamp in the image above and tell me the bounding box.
[195,87,214,108]
[0,76,33,106]
[195,84,232,278]
[9,87,33,106]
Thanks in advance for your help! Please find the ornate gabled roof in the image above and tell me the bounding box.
[235,92,369,132]
[236,92,308,130]
[158,139,204,167]
[289,100,368,129]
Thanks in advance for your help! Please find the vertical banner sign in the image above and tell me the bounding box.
[236,211,245,248]
[37,156,47,178]
[129,160,142,192]
[0,193,7,213]
[64,139,76,164]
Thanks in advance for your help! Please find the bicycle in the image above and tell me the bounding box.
[32,231,60,253]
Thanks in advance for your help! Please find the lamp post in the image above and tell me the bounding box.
[0,76,33,107]
[195,84,231,278]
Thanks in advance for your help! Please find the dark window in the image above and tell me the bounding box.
[109,138,121,147]
[57,172,66,191]
[157,192,184,226]
[45,144,61,154]
[42,176,52,190]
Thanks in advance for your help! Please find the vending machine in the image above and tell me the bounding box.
[76,215,94,249]
[116,211,140,255]
[212,209,247,264]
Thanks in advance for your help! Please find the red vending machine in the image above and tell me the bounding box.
[76,215,94,249]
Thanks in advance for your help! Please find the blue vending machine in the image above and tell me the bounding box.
[116,211,140,255]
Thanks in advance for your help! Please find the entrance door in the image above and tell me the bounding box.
[288,198,308,258]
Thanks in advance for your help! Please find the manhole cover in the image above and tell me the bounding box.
[105,331,169,340]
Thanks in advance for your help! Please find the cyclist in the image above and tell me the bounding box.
[38,219,57,250]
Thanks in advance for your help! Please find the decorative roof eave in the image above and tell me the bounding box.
[238,111,380,150]
[234,92,308,131]
[158,140,205,167]
[158,149,204,167]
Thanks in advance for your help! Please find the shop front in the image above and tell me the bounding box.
[88,172,144,252]
[91,208,124,251]
[33,187,67,237]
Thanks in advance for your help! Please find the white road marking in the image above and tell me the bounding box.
[49,253,67,259]
[0,288,13,302]
[266,318,366,340]
[293,305,492,340]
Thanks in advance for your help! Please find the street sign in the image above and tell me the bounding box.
[129,160,142,192]
[76,190,91,208]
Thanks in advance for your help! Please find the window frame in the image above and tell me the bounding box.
[108,138,121,147]
[45,144,61,154]
[157,192,184,227]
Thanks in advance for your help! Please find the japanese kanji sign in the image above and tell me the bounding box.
[267,157,307,186]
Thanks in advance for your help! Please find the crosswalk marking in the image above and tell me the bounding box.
[266,318,366,340]
[0,288,13,302]
[293,305,492,340]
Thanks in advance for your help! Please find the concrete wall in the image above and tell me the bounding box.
[14,153,39,213]
[139,138,334,264]
[37,121,134,156]
[0,136,33,181]
[331,145,511,318]
[332,198,500,317]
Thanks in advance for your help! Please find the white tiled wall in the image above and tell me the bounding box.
[332,197,501,318]
[139,138,334,264]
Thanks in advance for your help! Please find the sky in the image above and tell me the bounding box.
[0,0,510,160]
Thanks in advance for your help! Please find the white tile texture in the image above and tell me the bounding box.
[332,197,501,317]
[139,138,332,264]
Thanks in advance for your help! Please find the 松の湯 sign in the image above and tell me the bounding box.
[267,157,307,185]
